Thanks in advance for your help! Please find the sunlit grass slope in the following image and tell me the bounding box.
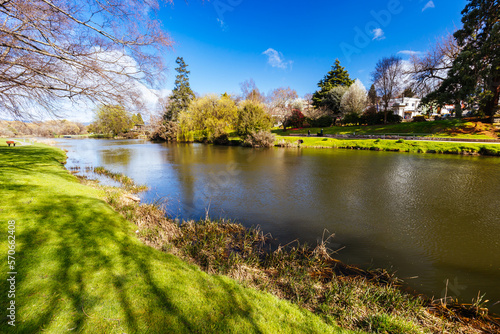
[273,119,499,139]
[0,141,352,334]
[275,136,500,156]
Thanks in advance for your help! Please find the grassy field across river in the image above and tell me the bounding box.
[275,136,500,156]
[273,119,499,140]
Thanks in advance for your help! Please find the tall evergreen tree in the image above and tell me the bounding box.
[137,113,144,125]
[312,59,354,110]
[132,113,144,125]
[402,87,416,98]
[164,57,195,121]
[368,84,378,106]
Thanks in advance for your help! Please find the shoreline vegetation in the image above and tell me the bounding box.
[177,119,500,157]
[0,141,350,334]
[1,140,499,333]
[274,136,500,156]
[69,157,500,331]
[4,118,500,157]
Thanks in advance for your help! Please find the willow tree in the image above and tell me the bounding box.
[180,94,237,142]
[0,0,173,119]
[90,105,133,136]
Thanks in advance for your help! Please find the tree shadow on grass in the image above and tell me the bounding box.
[0,194,277,333]
[0,146,73,182]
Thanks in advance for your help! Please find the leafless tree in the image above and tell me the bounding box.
[0,119,87,136]
[372,55,404,124]
[239,78,265,103]
[0,0,174,119]
[303,92,329,120]
[267,87,298,130]
[408,33,461,97]
[301,93,324,118]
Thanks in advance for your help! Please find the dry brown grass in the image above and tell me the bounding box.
[88,178,499,334]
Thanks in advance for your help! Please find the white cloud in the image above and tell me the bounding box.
[48,50,172,123]
[400,60,414,87]
[422,1,435,12]
[2,47,173,123]
[398,50,423,56]
[262,48,293,70]
[372,28,385,41]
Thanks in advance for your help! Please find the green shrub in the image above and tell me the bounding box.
[358,314,420,334]
[177,130,195,142]
[236,100,272,137]
[179,94,237,142]
[412,115,427,122]
[343,112,361,125]
[307,116,333,128]
[360,108,403,125]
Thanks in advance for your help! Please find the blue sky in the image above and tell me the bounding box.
[157,0,467,98]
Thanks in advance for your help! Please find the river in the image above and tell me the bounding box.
[54,138,500,313]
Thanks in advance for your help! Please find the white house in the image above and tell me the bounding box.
[390,97,422,120]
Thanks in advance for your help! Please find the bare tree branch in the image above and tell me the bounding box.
[0,0,174,119]
[407,33,461,96]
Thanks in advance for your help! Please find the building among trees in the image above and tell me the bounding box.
[389,97,422,120]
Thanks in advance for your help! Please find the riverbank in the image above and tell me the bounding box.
[3,141,498,333]
[74,167,500,330]
[275,136,500,156]
[99,174,500,334]
[0,141,349,333]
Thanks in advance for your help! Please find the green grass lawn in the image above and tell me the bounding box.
[273,120,499,139]
[275,136,500,156]
[0,140,353,334]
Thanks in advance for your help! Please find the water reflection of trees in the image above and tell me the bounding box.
[100,148,132,165]
[160,143,202,219]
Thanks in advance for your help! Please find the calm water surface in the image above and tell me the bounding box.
[55,138,500,313]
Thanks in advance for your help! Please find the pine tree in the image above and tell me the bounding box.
[368,84,378,106]
[164,57,195,121]
[402,87,415,98]
[135,113,144,125]
[312,59,354,110]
